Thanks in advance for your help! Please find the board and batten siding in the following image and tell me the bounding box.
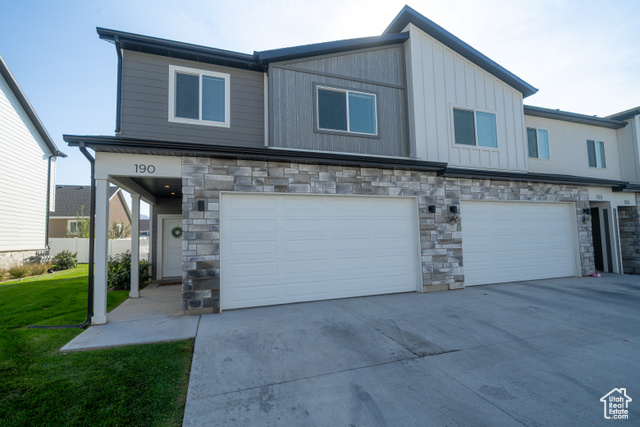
[525,115,622,180]
[120,51,264,147]
[405,23,527,171]
[269,46,409,157]
[0,73,53,252]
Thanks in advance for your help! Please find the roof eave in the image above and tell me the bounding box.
[524,105,626,129]
[96,27,265,72]
[605,106,640,122]
[63,134,447,172]
[255,32,410,64]
[384,5,537,98]
[0,55,66,157]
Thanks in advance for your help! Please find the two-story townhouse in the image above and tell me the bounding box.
[606,106,640,274]
[63,6,639,324]
[522,106,640,275]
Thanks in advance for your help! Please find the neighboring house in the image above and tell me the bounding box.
[139,217,150,236]
[62,5,640,324]
[0,54,66,268]
[49,185,132,238]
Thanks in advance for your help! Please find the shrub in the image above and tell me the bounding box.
[5,262,52,280]
[52,250,78,271]
[0,268,8,281]
[107,250,150,290]
[27,262,52,276]
[8,264,29,279]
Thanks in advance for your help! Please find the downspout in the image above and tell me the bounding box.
[114,36,122,134]
[44,155,53,248]
[30,144,95,329]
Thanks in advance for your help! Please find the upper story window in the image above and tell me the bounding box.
[316,86,377,136]
[453,108,497,148]
[527,128,550,159]
[587,140,606,168]
[168,65,230,128]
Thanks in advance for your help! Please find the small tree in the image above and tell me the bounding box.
[109,221,131,239]
[68,206,90,238]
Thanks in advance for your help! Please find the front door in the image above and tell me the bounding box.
[162,216,183,277]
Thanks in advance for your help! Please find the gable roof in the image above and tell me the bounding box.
[384,5,537,98]
[52,185,118,217]
[606,106,640,122]
[97,28,410,71]
[97,6,537,99]
[524,105,626,129]
[0,54,66,157]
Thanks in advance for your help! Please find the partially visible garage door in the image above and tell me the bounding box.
[461,201,578,286]
[220,193,419,310]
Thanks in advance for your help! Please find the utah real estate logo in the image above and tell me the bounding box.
[600,388,632,420]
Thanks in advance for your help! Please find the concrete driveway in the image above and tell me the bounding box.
[183,275,640,426]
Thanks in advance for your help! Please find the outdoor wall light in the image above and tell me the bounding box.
[583,208,592,215]
[197,200,205,211]
[447,205,460,225]
[428,205,436,213]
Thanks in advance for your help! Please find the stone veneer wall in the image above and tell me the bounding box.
[181,157,595,311]
[618,193,640,274]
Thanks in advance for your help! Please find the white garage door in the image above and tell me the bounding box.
[220,193,419,310]
[461,201,578,286]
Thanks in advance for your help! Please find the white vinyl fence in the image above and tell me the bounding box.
[49,237,150,263]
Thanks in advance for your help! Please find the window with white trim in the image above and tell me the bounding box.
[67,220,80,235]
[316,86,377,136]
[527,128,550,159]
[168,65,230,127]
[453,108,497,148]
[587,140,606,168]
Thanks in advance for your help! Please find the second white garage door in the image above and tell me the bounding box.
[461,201,578,286]
[220,193,419,310]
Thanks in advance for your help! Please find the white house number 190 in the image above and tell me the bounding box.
[134,164,155,174]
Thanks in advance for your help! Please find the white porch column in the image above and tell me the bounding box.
[130,194,141,298]
[93,178,110,325]
[148,205,154,278]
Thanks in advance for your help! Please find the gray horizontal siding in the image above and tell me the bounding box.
[269,46,408,157]
[120,51,264,147]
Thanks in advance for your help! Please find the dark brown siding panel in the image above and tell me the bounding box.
[120,51,264,147]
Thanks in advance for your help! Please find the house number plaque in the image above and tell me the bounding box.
[134,164,156,174]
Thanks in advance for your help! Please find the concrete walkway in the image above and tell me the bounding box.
[183,274,640,426]
[60,284,200,352]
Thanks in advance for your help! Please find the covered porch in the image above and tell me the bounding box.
[92,151,184,324]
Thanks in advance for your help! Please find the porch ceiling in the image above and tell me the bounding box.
[130,177,182,199]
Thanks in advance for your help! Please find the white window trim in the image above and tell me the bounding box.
[67,220,80,235]
[527,127,550,160]
[589,140,606,169]
[316,86,378,136]
[168,65,230,128]
[452,107,498,149]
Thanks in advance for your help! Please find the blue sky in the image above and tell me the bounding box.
[2,0,639,194]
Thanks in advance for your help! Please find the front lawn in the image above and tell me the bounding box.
[0,265,193,426]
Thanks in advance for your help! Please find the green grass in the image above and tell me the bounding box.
[0,265,194,426]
